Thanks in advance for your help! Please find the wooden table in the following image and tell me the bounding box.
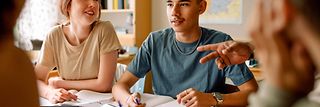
[249,67,264,82]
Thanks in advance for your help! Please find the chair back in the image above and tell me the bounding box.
[115,63,145,93]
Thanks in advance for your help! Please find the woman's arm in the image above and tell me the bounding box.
[35,64,77,103]
[35,64,52,98]
[52,50,118,92]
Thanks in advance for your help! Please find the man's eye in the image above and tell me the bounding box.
[167,3,173,7]
[180,3,189,6]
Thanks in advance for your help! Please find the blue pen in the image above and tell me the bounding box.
[118,101,122,107]
[134,98,141,105]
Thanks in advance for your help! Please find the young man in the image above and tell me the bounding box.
[197,0,320,106]
[112,0,258,107]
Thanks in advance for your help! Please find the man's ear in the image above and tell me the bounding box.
[271,0,293,32]
[199,0,207,14]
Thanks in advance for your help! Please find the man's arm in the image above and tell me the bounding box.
[112,71,146,107]
[221,78,258,106]
[176,78,258,107]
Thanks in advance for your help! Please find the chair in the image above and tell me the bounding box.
[46,70,59,84]
[114,63,146,93]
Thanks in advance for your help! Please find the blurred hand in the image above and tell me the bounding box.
[48,77,63,88]
[46,88,77,104]
[197,40,253,69]
[125,92,146,107]
[248,0,315,96]
[176,88,216,107]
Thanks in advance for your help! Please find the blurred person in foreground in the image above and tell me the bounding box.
[0,0,39,106]
[197,0,320,106]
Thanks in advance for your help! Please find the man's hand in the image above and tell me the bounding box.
[176,88,216,107]
[125,92,146,107]
[197,41,253,69]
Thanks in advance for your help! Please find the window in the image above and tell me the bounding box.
[15,0,64,50]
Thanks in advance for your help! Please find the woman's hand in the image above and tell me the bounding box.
[48,77,64,88]
[176,88,216,107]
[46,88,77,104]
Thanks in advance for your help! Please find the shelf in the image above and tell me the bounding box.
[100,0,151,48]
[101,9,134,13]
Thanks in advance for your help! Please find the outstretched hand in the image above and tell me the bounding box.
[197,41,253,69]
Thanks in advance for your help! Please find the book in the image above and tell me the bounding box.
[155,100,185,107]
[118,0,124,9]
[107,0,113,10]
[113,0,118,10]
[102,0,108,9]
[40,90,113,106]
[101,93,177,107]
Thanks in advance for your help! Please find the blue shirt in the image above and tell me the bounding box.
[127,27,254,98]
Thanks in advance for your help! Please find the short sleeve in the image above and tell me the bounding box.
[99,21,122,55]
[224,63,254,86]
[224,34,233,41]
[38,32,56,69]
[127,34,152,78]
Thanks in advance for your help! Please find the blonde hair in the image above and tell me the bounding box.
[60,0,101,23]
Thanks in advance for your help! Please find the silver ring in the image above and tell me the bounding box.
[185,90,188,94]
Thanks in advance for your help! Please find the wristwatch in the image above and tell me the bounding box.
[212,92,223,106]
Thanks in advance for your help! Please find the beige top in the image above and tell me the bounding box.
[38,21,121,80]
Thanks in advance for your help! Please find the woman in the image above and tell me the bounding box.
[35,0,121,103]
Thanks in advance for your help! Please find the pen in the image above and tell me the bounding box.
[118,101,122,107]
[134,98,141,105]
[106,104,117,107]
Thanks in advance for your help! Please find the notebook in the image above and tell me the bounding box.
[40,91,182,107]
[40,90,113,106]
[102,93,177,107]
[155,100,185,107]
[140,93,175,107]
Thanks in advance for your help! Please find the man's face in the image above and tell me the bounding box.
[166,0,204,32]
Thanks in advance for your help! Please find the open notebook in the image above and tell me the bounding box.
[155,100,185,107]
[40,90,113,106]
[40,90,183,107]
[141,94,184,107]
[104,93,184,107]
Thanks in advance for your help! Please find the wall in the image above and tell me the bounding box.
[152,0,254,41]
